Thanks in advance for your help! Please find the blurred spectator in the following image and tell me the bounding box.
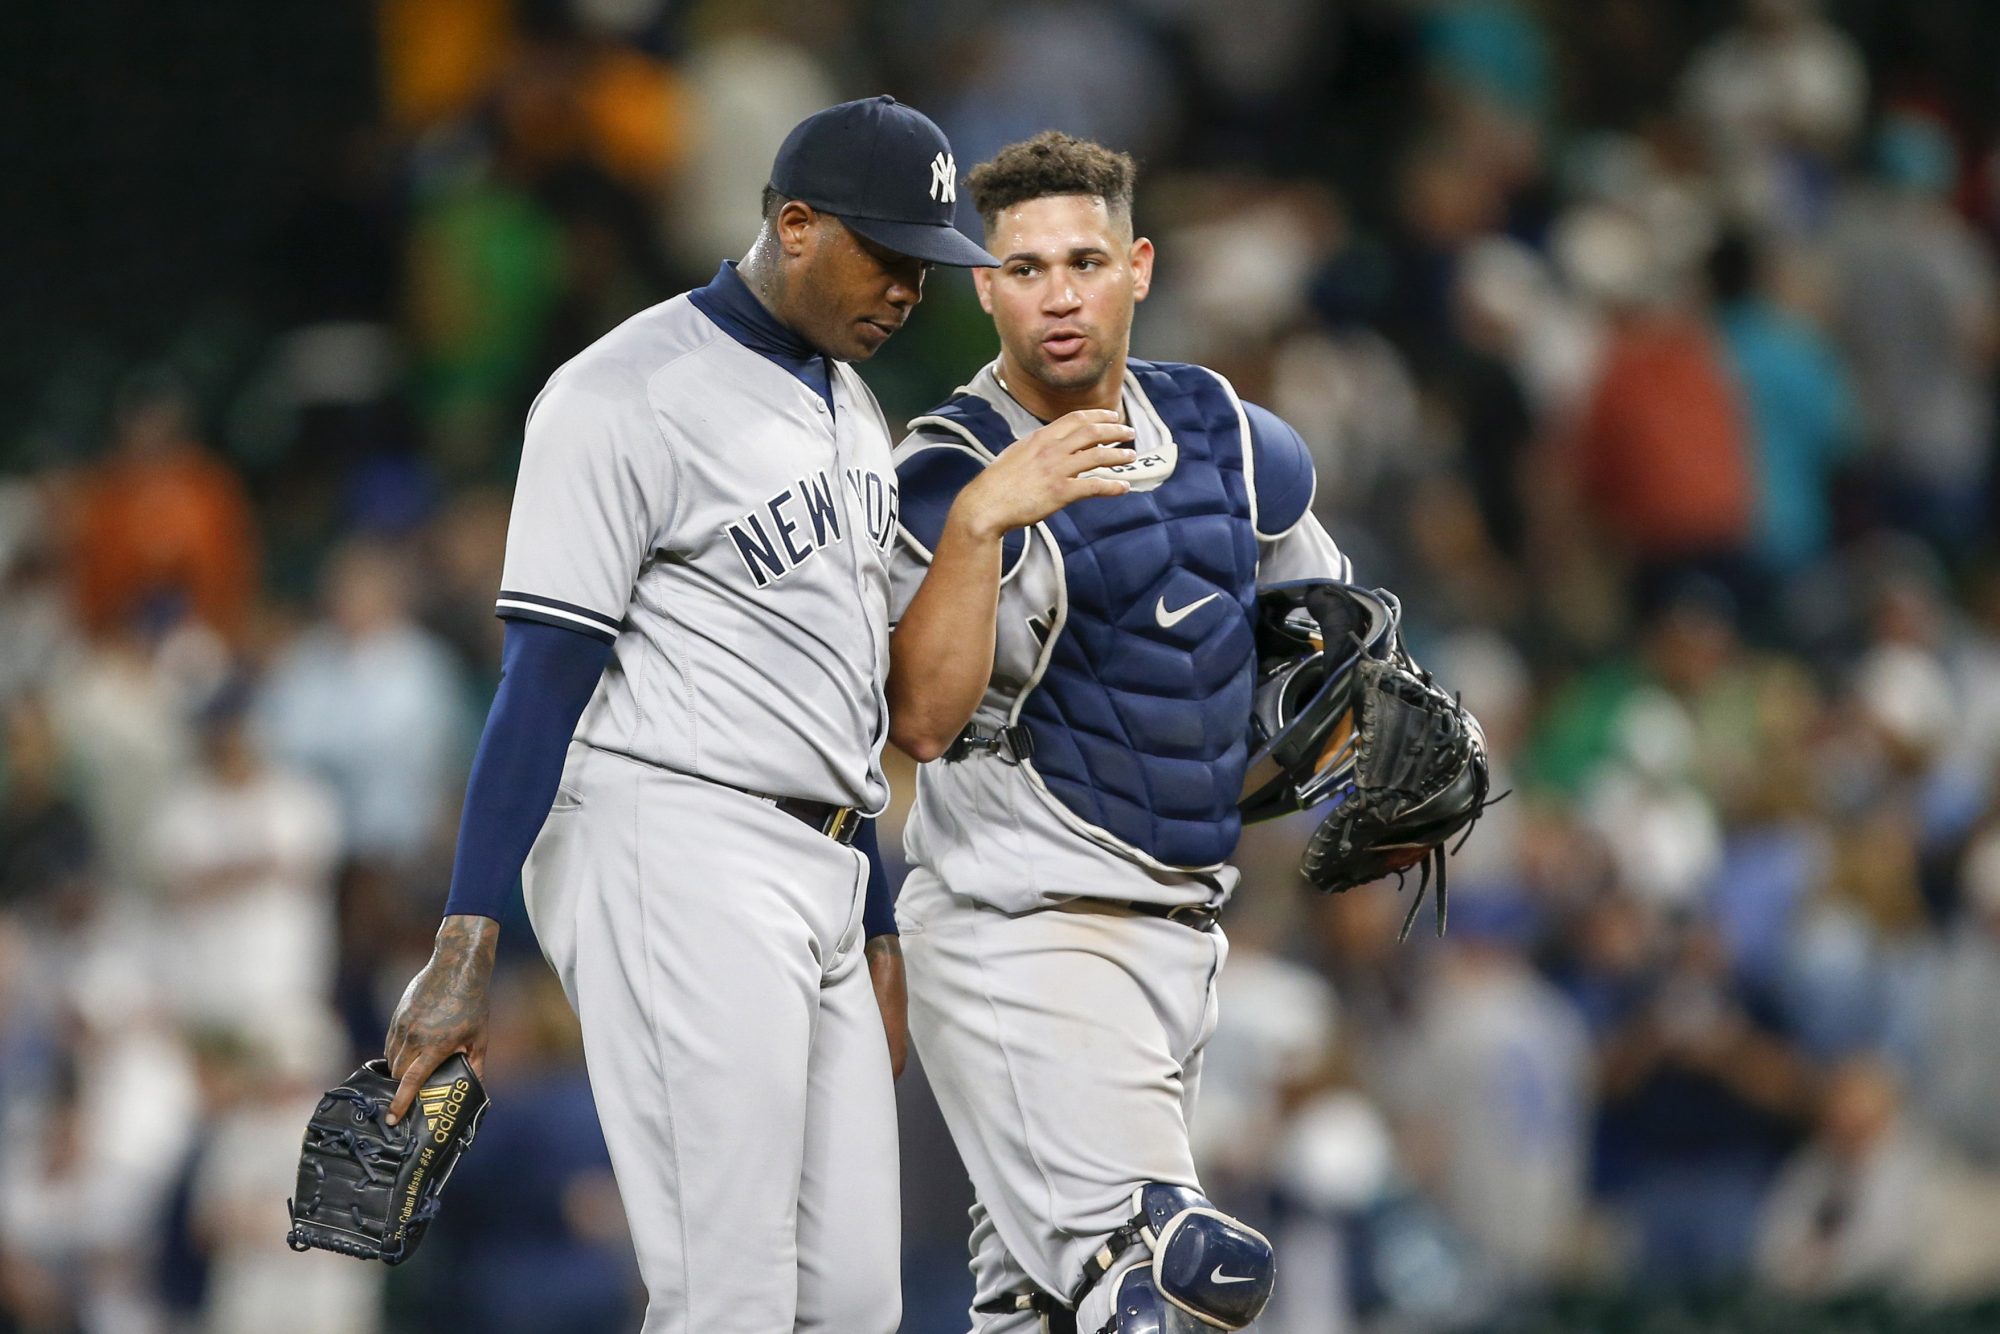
[1829,112,1999,549]
[1396,473,1530,641]
[0,696,94,912]
[1707,228,1857,577]
[377,0,516,132]
[928,3,1177,205]
[1311,884,1431,1106]
[1778,660,1933,1062]
[1558,284,1756,616]
[0,1060,118,1332]
[68,372,260,647]
[1270,1086,1489,1330]
[1559,122,1725,293]
[43,629,197,893]
[417,487,514,679]
[1755,1058,1937,1298]
[1709,751,1832,1003]
[666,11,839,273]
[1842,550,1989,867]
[1378,129,1509,364]
[1777,813,1926,1065]
[1390,893,1594,1288]
[0,914,201,1332]
[328,858,439,1063]
[1455,234,1602,438]
[144,684,342,1030]
[1680,0,1866,227]
[1421,629,1530,891]
[1639,582,1809,818]
[1261,1086,1397,1333]
[535,162,680,384]
[1428,319,1538,576]
[406,166,567,470]
[1595,921,1813,1285]
[1560,0,1694,133]
[1547,885,1656,1039]
[1267,318,1422,539]
[1573,682,1722,913]
[1193,875,1342,1201]
[1142,180,1340,371]
[0,483,76,707]
[1917,828,2000,1165]
[1945,572,2000,792]
[255,540,473,866]
[183,1012,383,1334]
[1419,0,1554,126]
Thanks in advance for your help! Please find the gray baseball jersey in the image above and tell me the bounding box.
[887,360,1350,915]
[499,293,899,813]
[503,287,902,1332]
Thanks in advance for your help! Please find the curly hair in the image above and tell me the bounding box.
[966,131,1137,232]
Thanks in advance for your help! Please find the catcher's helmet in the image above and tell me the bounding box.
[1238,581,1402,824]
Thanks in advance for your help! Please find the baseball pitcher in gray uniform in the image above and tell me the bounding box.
[886,134,1352,1332]
[379,97,997,1333]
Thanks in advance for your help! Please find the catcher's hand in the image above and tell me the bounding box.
[286,1052,490,1265]
[1299,646,1494,940]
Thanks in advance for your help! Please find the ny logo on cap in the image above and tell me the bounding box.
[929,151,956,204]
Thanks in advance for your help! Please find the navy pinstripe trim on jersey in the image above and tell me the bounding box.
[494,591,622,642]
[495,605,620,643]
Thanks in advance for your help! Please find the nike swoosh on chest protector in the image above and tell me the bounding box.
[1155,592,1220,628]
[1211,1266,1256,1284]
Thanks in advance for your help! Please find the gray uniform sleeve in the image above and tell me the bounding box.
[1257,511,1351,586]
[495,371,667,644]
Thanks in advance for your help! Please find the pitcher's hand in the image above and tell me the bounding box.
[384,914,499,1125]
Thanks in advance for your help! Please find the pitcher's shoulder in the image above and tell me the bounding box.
[542,293,727,403]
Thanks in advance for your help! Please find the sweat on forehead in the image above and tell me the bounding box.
[968,131,1137,232]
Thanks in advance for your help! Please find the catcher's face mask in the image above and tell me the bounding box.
[1238,581,1401,824]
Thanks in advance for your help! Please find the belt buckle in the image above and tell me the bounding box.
[823,806,858,844]
[1167,902,1218,930]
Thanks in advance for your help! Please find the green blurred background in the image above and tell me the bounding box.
[6,1,2000,1330]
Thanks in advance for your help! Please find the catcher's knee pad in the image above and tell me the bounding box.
[1081,1184,1274,1332]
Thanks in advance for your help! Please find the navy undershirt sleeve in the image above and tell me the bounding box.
[857,818,899,939]
[443,619,613,921]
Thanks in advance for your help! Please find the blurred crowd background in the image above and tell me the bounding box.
[7,0,2000,1330]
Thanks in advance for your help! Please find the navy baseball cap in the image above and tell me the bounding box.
[769,96,998,268]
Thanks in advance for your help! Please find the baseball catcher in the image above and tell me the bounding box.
[286,1052,489,1265]
[1241,580,1495,939]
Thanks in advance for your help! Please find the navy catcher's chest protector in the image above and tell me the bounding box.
[914,362,1262,868]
